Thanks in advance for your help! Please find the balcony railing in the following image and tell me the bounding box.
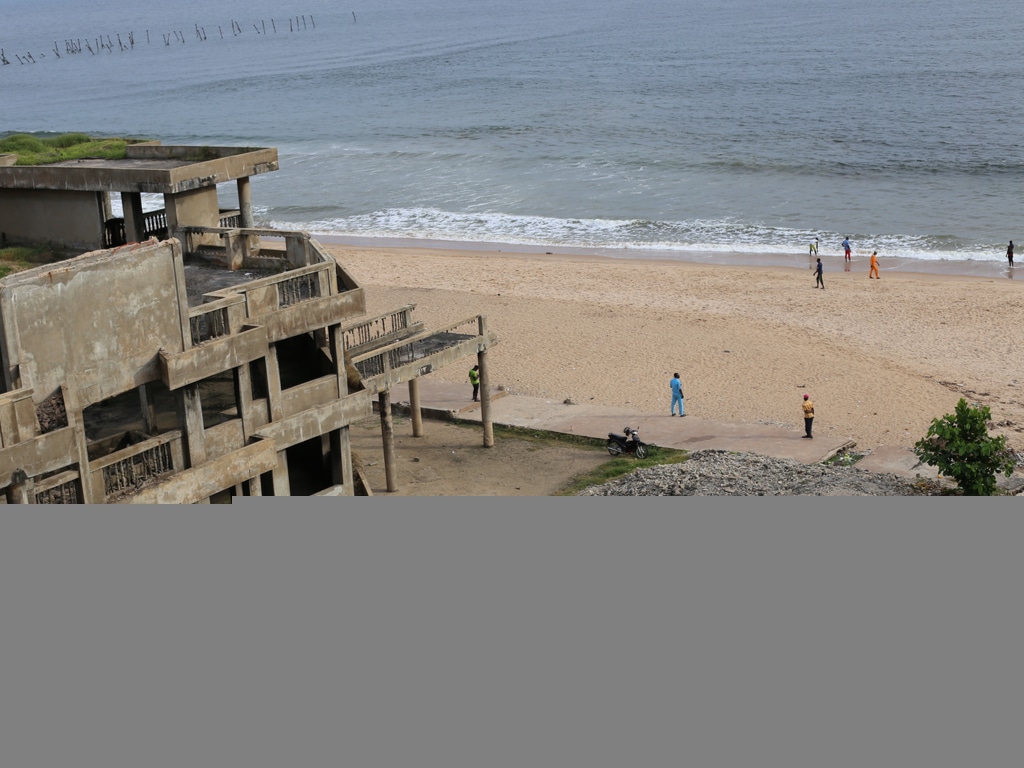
[188,295,246,346]
[342,305,422,356]
[277,267,322,307]
[352,316,482,380]
[143,209,168,240]
[90,431,183,501]
[33,470,81,504]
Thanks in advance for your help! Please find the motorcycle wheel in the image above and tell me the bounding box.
[634,443,648,459]
[607,441,623,456]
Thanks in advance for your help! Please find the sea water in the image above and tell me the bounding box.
[2,0,1022,263]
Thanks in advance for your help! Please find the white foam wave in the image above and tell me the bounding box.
[261,207,1000,262]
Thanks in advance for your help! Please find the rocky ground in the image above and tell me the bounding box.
[578,450,1024,496]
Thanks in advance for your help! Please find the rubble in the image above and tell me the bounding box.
[578,450,951,496]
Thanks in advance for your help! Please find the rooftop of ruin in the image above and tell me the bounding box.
[0,142,278,194]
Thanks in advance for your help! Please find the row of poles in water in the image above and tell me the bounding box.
[1,12,359,67]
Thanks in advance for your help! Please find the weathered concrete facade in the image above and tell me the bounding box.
[0,143,278,252]
[0,144,498,503]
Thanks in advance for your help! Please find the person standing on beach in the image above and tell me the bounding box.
[869,251,880,279]
[1007,241,1014,267]
[814,257,825,289]
[469,364,480,402]
[809,237,818,257]
[802,394,815,438]
[670,372,685,416]
[842,237,852,262]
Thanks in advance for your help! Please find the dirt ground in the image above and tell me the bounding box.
[348,415,611,496]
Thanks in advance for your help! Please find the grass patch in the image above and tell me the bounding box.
[0,245,59,277]
[448,418,689,495]
[555,445,690,496]
[0,132,147,165]
[485,422,610,450]
[823,449,865,467]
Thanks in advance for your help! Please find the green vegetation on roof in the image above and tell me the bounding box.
[0,133,147,165]
[0,246,57,279]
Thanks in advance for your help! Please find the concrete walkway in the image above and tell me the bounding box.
[386,379,942,480]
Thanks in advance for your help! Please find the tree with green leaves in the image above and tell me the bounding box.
[913,398,1016,495]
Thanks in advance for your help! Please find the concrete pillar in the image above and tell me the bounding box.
[408,377,424,437]
[272,450,291,496]
[8,468,31,504]
[237,177,254,228]
[120,192,146,243]
[178,385,207,467]
[233,365,255,440]
[378,391,398,492]
[99,191,113,223]
[265,346,284,421]
[329,325,349,398]
[478,317,494,448]
[139,383,158,435]
[247,474,263,496]
[329,427,355,496]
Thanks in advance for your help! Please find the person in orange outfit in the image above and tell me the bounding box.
[869,250,880,279]
[801,394,815,438]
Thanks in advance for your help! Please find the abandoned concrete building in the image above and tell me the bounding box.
[0,143,497,503]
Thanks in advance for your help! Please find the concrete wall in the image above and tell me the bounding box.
[165,187,221,245]
[0,189,106,251]
[0,240,188,408]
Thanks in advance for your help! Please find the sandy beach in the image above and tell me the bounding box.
[324,242,1024,453]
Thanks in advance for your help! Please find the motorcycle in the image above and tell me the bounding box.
[607,426,648,459]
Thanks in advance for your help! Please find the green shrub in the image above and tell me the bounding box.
[0,133,47,154]
[913,398,1016,496]
[48,132,93,148]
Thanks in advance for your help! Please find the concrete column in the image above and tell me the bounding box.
[120,192,146,243]
[329,325,349,398]
[139,383,158,435]
[237,177,254,228]
[178,385,207,467]
[265,346,284,420]
[8,469,31,504]
[329,427,355,496]
[233,364,255,440]
[247,474,263,496]
[478,317,494,448]
[408,377,424,437]
[272,450,291,496]
[378,391,398,492]
[98,191,113,223]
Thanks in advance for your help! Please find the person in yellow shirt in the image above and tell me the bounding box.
[802,394,815,438]
[869,251,880,279]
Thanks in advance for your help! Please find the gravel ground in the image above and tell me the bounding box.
[578,450,954,496]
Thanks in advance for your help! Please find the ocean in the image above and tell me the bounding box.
[2,0,1022,264]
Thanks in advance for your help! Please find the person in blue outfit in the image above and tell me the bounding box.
[670,372,685,416]
[814,257,824,289]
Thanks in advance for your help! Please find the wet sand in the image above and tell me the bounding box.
[323,240,1024,452]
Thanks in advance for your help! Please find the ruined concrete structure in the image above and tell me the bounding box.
[0,142,276,254]
[0,144,497,503]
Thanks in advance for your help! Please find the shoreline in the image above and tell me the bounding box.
[313,233,1019,282]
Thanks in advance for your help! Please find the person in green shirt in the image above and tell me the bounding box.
[469,365,480,402]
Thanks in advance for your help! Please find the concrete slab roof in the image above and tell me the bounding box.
[0,144,279,194]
